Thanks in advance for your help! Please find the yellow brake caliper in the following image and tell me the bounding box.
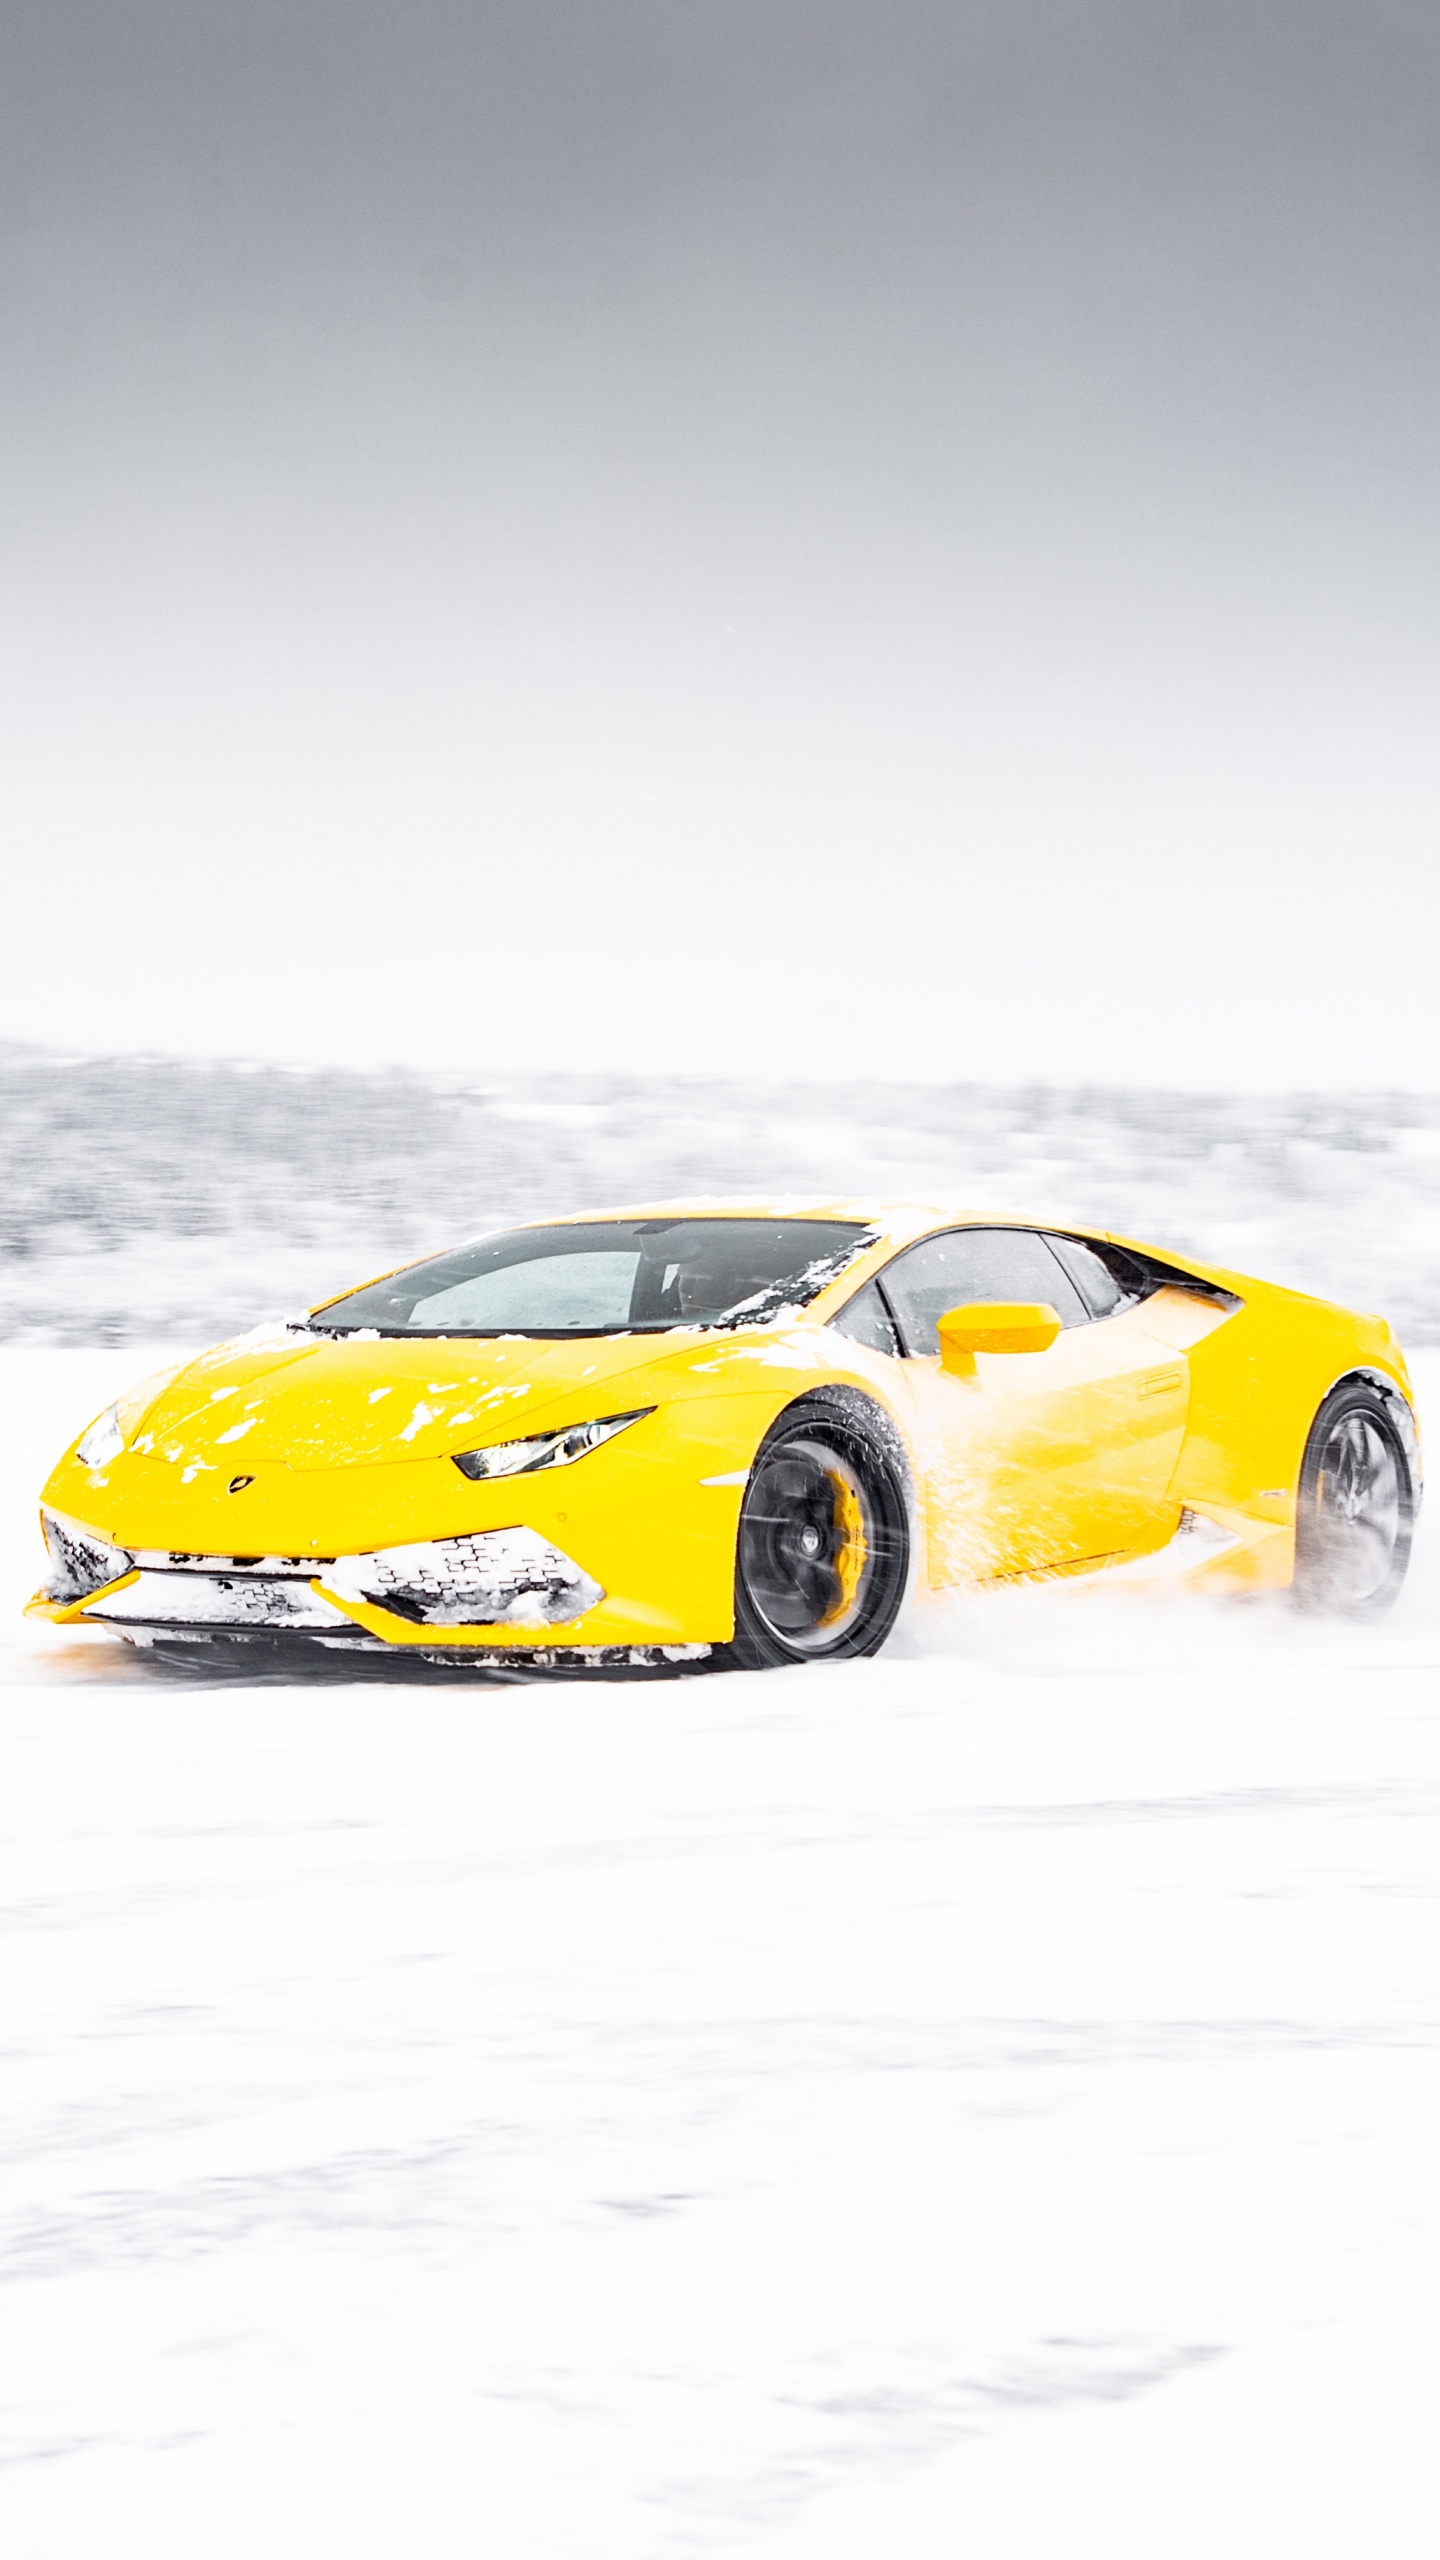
[819,1468,868,1626]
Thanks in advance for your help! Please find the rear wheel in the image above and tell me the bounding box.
[727,1397,911,1668]
[1293,1380,1415,1616]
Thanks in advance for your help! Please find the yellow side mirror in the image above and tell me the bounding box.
[937,1301,1063,1374]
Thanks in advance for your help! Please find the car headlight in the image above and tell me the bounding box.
[76,1404,126,1469]
[452,1407,653,1481]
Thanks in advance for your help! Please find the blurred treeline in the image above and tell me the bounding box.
[2,1044,1436,1345]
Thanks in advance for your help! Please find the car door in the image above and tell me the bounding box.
[876,1227,1189,1582]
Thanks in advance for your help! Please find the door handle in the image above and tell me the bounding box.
[1139,1368,1185,1397]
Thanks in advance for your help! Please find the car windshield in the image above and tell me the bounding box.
[308,1218,875,1337]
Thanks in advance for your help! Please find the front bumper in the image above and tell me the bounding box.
[27,1511,715,1659]
[34,1389,753,1652]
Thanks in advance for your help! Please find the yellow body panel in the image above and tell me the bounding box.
[903,1291,1196,1581]
[28,1200,1420,1651]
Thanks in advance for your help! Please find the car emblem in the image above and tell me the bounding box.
[227,1475,255,1494]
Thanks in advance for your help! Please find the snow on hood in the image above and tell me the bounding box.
[122,1326,765,1472]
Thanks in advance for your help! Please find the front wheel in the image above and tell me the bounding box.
[1293,1379,1416,1616]
[725,1397,912,1669]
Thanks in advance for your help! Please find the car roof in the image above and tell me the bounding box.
[539,1200,1108,1251]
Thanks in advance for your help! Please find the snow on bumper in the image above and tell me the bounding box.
[319,1529,603,1629]
[37,1510,133,1607]
[90,1569,343,1631]
[37,1515,605,1637]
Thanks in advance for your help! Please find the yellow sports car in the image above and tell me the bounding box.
[29,1203,1421,1670]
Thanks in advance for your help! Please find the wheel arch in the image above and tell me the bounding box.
[747,1383,920,1550]
[1309,1365,1422,1504]
[753,1380,914,1469]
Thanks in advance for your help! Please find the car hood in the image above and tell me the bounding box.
[120,1325,776,1472]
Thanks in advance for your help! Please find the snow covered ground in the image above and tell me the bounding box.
[4,1346,1440,2556]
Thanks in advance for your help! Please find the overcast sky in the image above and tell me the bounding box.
[3,1,1437,1087]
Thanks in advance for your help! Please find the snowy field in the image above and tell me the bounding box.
[4,1345,1440,2556]
[4,1046,1439,1345]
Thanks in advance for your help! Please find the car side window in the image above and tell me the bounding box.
[828,1278,901,1356]
[1044,1234,1149,1320]
[880,1228,1088,1357]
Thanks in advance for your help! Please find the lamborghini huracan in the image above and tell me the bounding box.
[29,1204,1421,1669]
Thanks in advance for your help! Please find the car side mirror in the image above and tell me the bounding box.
[937,1301,1063,1376]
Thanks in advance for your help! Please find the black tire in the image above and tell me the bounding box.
[724,1393,911,1669]
[1293,1378,1416,1616]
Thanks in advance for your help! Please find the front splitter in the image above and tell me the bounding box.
[107,1623,713,1679]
